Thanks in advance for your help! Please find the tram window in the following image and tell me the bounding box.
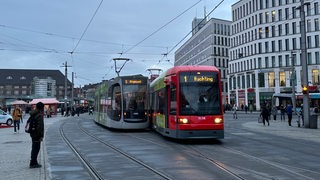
[108,84,121,121]
[157,90,165,114]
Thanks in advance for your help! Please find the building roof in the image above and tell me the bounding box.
[0,69,71,86]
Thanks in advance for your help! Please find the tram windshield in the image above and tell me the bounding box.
[179,72,220,115]
[122,84,147,119]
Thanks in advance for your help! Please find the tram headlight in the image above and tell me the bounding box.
[214,118,223,124]
[178,118,189,124]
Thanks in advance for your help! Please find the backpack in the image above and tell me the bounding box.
[25,116,35,133]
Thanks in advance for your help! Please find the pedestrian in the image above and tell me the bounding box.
[29,102,44,168]
[233,104,238,119]
[260,105,270,126]
[286,103,293,126]
[89,106,94,115]
[249,103,253,113]
[12,106,22,133]
[271,106,277,120]
[245,105,248,113]
[280,104,286,121]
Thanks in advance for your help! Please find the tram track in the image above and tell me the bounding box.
[224,128,320,177]
[58,117,319,179]
[60,118,173,180]
[59,121,104,180]
[195,145,317,180]
[119,129,319,180]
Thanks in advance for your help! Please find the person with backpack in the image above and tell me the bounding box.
[28,102,44,168]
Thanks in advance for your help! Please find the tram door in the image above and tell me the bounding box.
[168,84,177,129]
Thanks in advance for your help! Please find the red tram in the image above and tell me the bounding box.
[149,66,224,139]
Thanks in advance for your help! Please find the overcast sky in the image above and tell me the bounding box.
[0,0,237,87]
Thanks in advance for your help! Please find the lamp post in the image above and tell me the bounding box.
[291,50,296,112]
[298,0,310,127]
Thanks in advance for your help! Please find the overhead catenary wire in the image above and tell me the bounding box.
[70,0,104,54]
[123,0,202,55]
[166,0,225,56]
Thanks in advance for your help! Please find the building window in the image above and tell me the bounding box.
[242,75,245,88]
[278,9,282,21]
[315,18,319,31]
[259,28,263,38]
[307,19,312,32]
[247,74,251,87]
[272,56,276,67]
[316,51,320,64]
[265,57,269,68]
[22,90,27,95]
[268,72,275,87]
[292,7,296,18]
[279,55,283,67]
[272,25,275,37]
[272,41,275,52]
[272,10,276,22]
[258,57,262,68]
[285,23,289,35]
[265,42,269,53]
[307,36,312,48]
[258,73,265,87]
[6,90,12,95]
[285,8,289,20]
[293,54,297,65]
[280,71,286,86]
[292,22,297,34]
[285,39,290,51]
[6,76,13,80]
[308,52,312,64]
[278,40,282,51]
[278,24,282,36]
[307,3,311,16]
[252,74,256,88]
[312,69,320,85]
[315,35,319,48]
[315,2,319,15]
[285,55,290,67]
[292,38,297,50]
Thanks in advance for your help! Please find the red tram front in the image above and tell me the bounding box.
[149,66,224,139]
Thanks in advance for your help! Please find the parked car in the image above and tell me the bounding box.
[0,109,13,126]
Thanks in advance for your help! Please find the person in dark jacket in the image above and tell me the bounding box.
[286,103,293,126]
[29,102,44,168]
[260,105,270,126]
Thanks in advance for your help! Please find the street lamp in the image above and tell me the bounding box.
[297,0,311,128]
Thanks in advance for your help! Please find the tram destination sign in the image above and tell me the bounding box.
[124,79,146,85]
[180,72,217,83]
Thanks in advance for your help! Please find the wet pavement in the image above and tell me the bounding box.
[0,112,319,180]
